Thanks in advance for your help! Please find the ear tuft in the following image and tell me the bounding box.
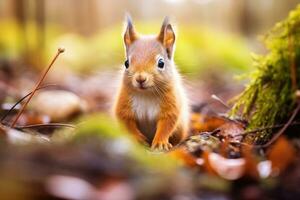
[124,13,137,48]
[125,13,133,29]
[157,16,176,59]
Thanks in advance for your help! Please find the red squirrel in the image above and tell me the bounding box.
[114,15,189,151]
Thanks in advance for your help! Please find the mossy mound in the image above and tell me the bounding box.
[230,5,300,144]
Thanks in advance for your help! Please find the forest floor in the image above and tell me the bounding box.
[0,50,300,200]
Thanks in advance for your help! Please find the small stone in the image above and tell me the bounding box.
[7,128,50,144]
[32,90,83,121]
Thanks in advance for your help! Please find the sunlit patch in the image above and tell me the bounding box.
[257,160,272,178]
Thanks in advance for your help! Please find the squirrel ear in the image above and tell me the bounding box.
[123,14,137,48]
[158,17,176,59]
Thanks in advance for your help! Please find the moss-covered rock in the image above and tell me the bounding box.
[230,5,300,144]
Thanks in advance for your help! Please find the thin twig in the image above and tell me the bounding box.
[211,94,231,110]
[0,84,57,122]
[232,121,300,138]
[16,123,75,130]
[211,94,247,125]
[256,102,300,148]
[229,103,300,148]
[10,48,65,128]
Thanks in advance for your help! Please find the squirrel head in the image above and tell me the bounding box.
[122,15,176,92]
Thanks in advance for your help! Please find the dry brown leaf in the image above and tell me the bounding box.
[190,113,226,134]
[267,136,296,176]
[169,148,198,167]
[202,151,218,176]
[242,146,260,179]
[218,121,245,143]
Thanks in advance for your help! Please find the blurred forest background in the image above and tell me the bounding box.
[1,0,299,112]
[1,1,300,199]
[1,0,299,72]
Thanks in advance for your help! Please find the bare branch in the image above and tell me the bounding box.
[10,48,65,128]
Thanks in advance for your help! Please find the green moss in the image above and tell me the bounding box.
[230,5,300,144]
[73,114,178,172]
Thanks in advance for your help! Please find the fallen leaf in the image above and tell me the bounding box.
[242,146,260,179]
[190,113,226,134]
[169,148,198,167]
[267,136,296,176]
[218,121,245,143]
[202,151,218,176]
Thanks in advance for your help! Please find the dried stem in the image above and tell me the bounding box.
[16,123,75,130]
[230,102,300,148]
[258,101,300,148]
[232,121,300,138]
[211,94,231,110]
[10,48,65,128]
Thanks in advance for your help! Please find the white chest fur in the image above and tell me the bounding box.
[131,94,160,121]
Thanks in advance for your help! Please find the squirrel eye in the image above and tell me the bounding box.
[157,58,164,69]
[124,59,129,69]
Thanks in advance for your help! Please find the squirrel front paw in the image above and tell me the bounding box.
[151,138,172,151]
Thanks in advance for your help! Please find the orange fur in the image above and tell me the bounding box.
[114,16,189,151]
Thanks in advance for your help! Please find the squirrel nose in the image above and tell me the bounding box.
[136,76,147,84]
